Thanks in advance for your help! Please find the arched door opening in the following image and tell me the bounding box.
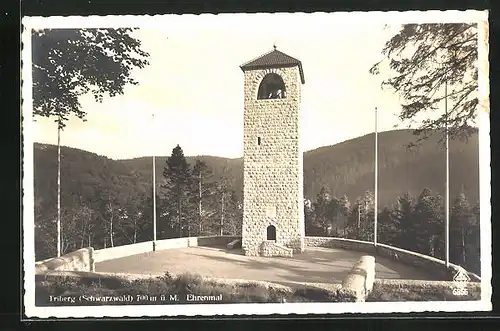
[257,73,286,100]
[267,225,277,241]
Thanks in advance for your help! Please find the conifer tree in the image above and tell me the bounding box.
[304,199,318,236]
[333,195,351,236]
[137,194,155,242]
[191,160,216,236]
[467,202,481,274]
[450,191,475,266]
[215,166,231,235]
[222,189,243,236]
[161,145,193,237]
[351,190,375,241]
[413,188,445,256]
[392,192,416,250]
[377,206,398,245]
[313,187,332,235]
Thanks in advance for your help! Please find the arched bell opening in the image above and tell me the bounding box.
[257,73,286,100]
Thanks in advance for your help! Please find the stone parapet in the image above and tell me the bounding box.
[227,239,242,249]
[305,236,481,282]
[37,236,242,265]
[35,248,95,274]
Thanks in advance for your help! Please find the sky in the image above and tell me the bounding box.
[31,13,444,160]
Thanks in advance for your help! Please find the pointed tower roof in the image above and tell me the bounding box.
[240,46,305,84]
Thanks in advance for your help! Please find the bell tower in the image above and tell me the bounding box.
[240,46,306,257]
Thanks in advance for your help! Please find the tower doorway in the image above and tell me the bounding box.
[267,225,276,241]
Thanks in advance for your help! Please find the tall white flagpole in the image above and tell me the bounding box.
[445,81,450,267]
[57,125,61,257]
[152,113,157,251]
[374,107,378,246]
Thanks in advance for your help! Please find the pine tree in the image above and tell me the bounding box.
[222,190,243,236]
[335,195,351,237]
[161,145,193,237]
[467,202,481,274]
[94,179,119,248]
[215,167,231,235]
[313,187,332,235]
[393,192,416,250]
[338,195,351,216]
[137,194,155,242]
[328,196,341,236]
[304,198,319,236]
[191,160,216,236]
[347,197,362,239]
[348,190,375,241]
[117,193,143,244]
[378,206,398,245]
[413,188,445,257]
[450,191,475,267]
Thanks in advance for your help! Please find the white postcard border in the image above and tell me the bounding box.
[22,10,492,318]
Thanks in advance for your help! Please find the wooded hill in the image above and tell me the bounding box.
[33,129,480,224]
[33,129,480,270]
[119,129,480,207]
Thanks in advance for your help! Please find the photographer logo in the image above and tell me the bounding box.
[451,269,470,296]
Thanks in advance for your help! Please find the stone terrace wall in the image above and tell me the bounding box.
[93,241,153,263]
[92,236,241,263]
[305,236,481,282]
[306,236,376,252]
[36,237,242,266]
[35,248,95,274]
[197,236,240,247]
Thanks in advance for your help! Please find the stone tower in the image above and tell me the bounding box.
[239,47,306,257]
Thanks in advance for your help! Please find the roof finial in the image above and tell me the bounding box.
[273,43,277,51]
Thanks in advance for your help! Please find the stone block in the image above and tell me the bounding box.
[35,247,95,273]
[227,239,241,249]
[342,255,376,302]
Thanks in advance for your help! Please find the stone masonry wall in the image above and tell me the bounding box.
[93,236,241,263]
[35,248,95,273]
[305,236,481,282]
[242,66,305,256]
[260,240,294,257]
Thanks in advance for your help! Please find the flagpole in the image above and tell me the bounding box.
[374,107,378,246]
[57,125,61,257]
[445,81,450,267]
[152,113,157,252]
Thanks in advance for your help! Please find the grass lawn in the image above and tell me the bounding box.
[366,280,481,302]
[35,272,356,306]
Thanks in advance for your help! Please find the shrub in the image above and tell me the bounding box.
[35,272,357,305]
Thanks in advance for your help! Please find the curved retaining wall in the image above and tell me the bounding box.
[93,236,241,263]
[36,236,241,271]
[305,236,481,282]
[35,236,480,283]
